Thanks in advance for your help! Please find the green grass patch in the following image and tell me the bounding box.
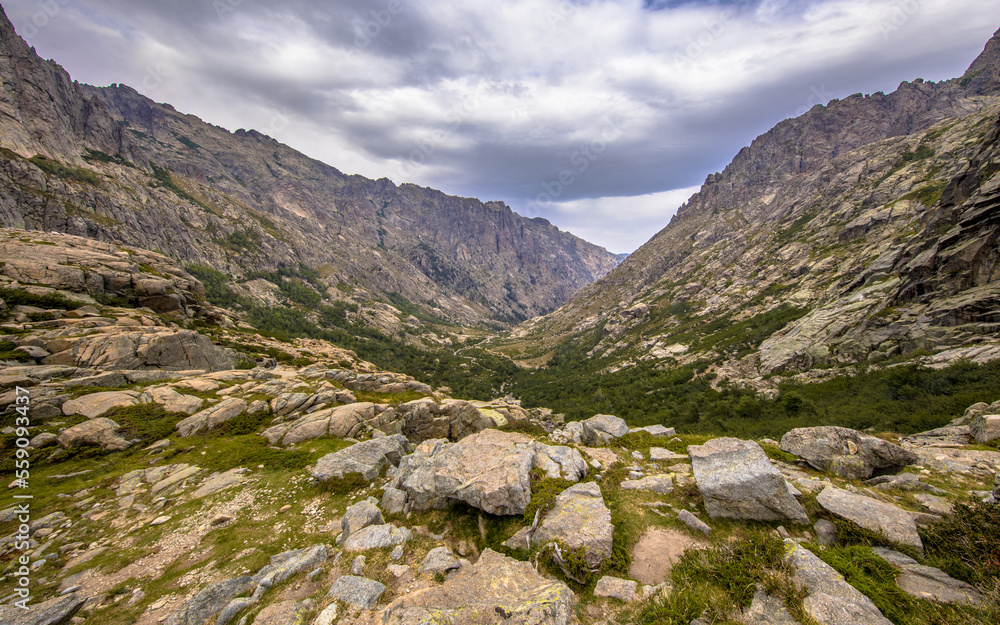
[28,155,101,185]
[921,499,1000,587]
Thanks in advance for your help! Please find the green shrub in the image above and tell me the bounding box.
[105,403,181,445]
[0,287,77,310]
[922,499,1000,587]
[523,471,572,523]
[0,340,31,362]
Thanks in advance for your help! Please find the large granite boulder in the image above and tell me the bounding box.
[393,429,537,515]
[310,434,409,482]
[689,438,808,523]
[381,549,575,625]
[581,414,629,445]
[785,542,892,625]
[57,417,131,451]
[816,486,923,553]
[531,482,614,578]
[176,398,247,437]
[164,576,254,625]
[970,413,1000,443]
[395,397,496,442]
[780,426,917,479]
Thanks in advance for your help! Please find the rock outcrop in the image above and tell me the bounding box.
[786,542,893,625]
[780,426,917,479]
[816,486,923,553]
[530,482,615,579]
[310,435,409,483]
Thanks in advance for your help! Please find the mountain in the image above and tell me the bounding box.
[0,6,618,331]
[499,28,1000,386]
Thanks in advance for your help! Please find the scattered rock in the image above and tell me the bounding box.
[149,515,171,526]
[813,519,838,547]
[381,486,408,515]
[816,486,923,553]
[739,587,800,625]
[594,576,638,602]
[420,546,461,574]
[689,438,808,523]
[649,447,687,461]
[780,426,917,479]
[249,599,309,625]
[327,575,386,610]
[678,509,711,535]
[56,417,131,451]
[631,424,676,437]
[342,524,412,551]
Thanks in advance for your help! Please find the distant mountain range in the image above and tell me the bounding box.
[0,5,619,331]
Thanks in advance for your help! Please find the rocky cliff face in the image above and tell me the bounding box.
[502,28,1000,381]
[0,7,618,328]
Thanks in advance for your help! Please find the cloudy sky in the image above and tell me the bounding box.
[4,0,998,252]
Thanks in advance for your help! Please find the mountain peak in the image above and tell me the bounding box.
[961,27,1000,95]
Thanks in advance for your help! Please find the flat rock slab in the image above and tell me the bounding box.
[532,482,614,573]
[146,386,203,415]
[191,469,244,499]
[381,548,575,625]
[689,438,808,523]
[621,474,674,494]
[650,447,687,461]
[631,425,676,437]
[61,390,139,418]
[0,593,86,625]
[872,547,983,605]
[816,486,923,553]
[327,576,386,610]
[262,402,383,445]
[780,426,917,479]
[164,576,253,625]
[311,434,409,482]
[786,542,892,625]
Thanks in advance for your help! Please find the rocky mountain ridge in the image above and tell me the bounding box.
[500,28,1000,386]
[0,5,618,330]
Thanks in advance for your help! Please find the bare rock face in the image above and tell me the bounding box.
[57,417,131,451]
[394,429,537,516]
[816,486,923,553]
[381,549,575,625]
[689,438,808,523]
[970,414,1000,443]
[43,328,235,372]
[0,592,86,625]
[781,426,917,480]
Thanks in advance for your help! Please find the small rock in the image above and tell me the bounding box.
[420,546,461,575]
[678,509,710,535]
[594,575,638,602]
[150,516,171,526]
[326,575,386,610]
[390,545,404,561]
[351,555,366,576]
[813,519,837,547]
[278,505,292,514]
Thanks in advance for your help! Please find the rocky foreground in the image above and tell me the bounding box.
[1,234,999,625]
